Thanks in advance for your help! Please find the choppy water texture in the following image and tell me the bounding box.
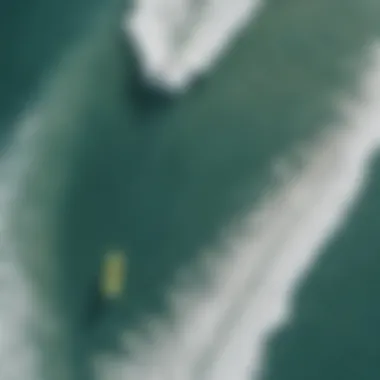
[1,1,380,380]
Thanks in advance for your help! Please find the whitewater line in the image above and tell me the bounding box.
[96,43,380,380]
[0,84,86,380]
[125,0,264,91]
[0,7,123,380]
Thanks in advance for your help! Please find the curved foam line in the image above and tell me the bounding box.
[0,8,122,379]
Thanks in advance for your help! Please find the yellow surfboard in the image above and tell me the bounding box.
[100,249,127,299]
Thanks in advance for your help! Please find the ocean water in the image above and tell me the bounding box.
[1,1,380,380]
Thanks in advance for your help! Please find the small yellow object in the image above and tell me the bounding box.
[100,249,127,299]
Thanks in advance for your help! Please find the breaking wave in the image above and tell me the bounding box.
[0,9,122,379]
[124,0,264,92]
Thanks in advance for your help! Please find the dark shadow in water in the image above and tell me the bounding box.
[121,33,209,127]
[130,66,177,113]
[123,37,178,124]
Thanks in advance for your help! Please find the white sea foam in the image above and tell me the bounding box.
[0,96,81,380]
[124,0,263,92]
[96,44,380,380]
[0,11,117,379]
[0,106,66,380]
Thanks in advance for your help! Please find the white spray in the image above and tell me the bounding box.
[125,0,263,91]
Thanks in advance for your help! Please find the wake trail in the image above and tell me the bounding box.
[96,44,380,380]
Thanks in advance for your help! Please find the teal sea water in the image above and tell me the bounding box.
[1,1,380,380]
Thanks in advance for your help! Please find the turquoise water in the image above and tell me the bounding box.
[1,1,380,380]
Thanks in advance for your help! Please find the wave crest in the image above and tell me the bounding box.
[124,0,263,92]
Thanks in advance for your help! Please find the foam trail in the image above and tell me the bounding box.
[96,44,380,380]
[0,107,73,380]
[0,183,41,380]
[0,9,122,379]
[124,0,263,92]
